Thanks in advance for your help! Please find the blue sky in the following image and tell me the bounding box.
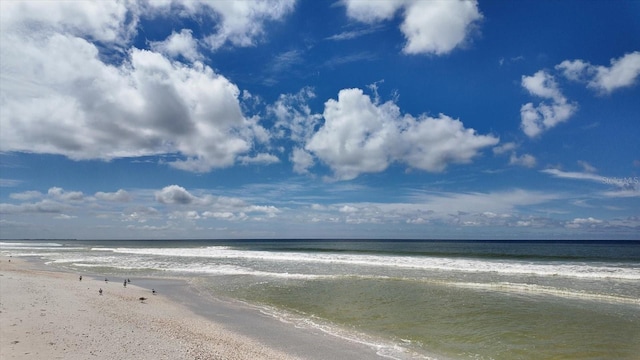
[1,0,639,240]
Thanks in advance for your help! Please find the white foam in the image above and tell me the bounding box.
[0,241,62,247]
[89,246,640,281]
[442,281,640,305]
[248,303,436,360]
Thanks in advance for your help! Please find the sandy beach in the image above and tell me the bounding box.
[0,256,302,360]
[0,255,393,360]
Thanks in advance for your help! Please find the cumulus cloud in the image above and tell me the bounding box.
[270,87,322,142]
[556,52,640,93]
[305,88,498,180]
[155,185,197,205]
[48,187,84,201]
[173,0,297,50]
[150,29,202,62]
[153,184,282,221]
[9,191,43,201]
[95,189,131,202]
[565,217,603,229]
[291,147,315,175]
[342,0,482,55]
[0,0,290,173]
[520,70,577,138]
[0,200,66,215]
[0,1,135,45]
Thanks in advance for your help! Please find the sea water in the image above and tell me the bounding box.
[2,239,639,359]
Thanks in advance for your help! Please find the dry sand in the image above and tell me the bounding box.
[0,256,301,360]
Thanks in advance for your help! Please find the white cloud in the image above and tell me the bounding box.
[270,87,322,142]
[306,88,497,180]
[306,88,398,180]
[557,52,640,93]
[0,200,66,214]
[0,1,135,44]
[239,153,280,165]
[202,211,239,220]
[199,0,296,50]
[122,206,160,223]
[601,189,640,198]
[95,189,131,202]
[1,35,264,172]
[492,142,517,155]
[145,0,297,51]
[400,0,482,55]
[520,71,577,138]
[150,29,202,62]
[565,217,603,229]
[521,70,564,102]
[509,153,537,168]
[155,185,197,205]
[577,160,597,173]
[342,0,405,22]
[291,147,315,175]
[0,0,286,173]
[555,59,592,82]
[48,187,84,201]
[10,191,43,201]
[306,189,559,227]
[541,168,604,183]
[401,114,498,172]
[326,26,382,41]
[342,0,482,55]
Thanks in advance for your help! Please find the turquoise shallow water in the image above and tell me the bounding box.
[2,239,639,359]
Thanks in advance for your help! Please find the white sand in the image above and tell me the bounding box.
[0,256,300,360]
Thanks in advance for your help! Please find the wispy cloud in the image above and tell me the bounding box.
[326,25,383,41]
[322,51,378,68]
[541,169,604,183]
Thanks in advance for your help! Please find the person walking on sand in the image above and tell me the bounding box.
[99,288,103,295]
[123,279,127,287]
[79,275,82,281]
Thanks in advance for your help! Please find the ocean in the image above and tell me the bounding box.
[2,239,639,359]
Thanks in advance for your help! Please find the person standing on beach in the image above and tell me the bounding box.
[79,275,82,281]
[99,288,103,295]
[123,279,127,287]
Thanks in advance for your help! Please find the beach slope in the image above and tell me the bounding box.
[0,256,300,360]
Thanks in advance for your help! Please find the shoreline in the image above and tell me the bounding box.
[0,255,408,360]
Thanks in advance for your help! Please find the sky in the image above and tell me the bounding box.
[0,0,639,240]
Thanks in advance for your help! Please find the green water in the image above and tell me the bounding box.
[222,277,640,359]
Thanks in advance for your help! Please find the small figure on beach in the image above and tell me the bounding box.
[79,275,82,281]
[127,278,131,283]
[105,277,108,283]
[99,288,103,295]
[139,297,147,303]
[123,280,127,287]
[152,289,156,295]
